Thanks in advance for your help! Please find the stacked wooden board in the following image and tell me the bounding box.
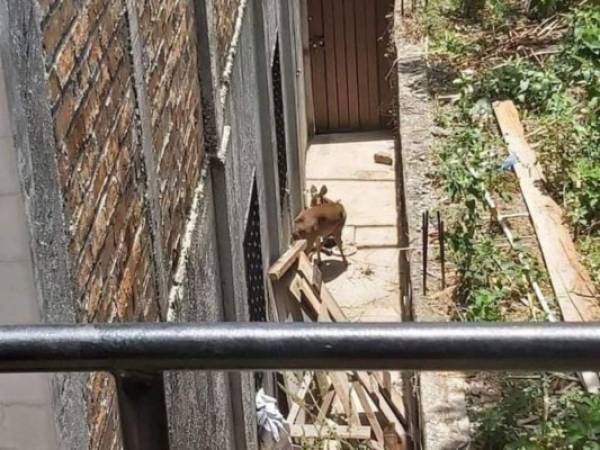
[267,241,407,449]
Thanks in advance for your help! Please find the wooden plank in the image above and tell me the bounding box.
[354,0,370,127]
[298,277,324,319]
[493,100,598,322]
[384,423,405,450]
[308,0,329,132]
[323,0,339,130]
[289,273,303,302]
[353,381,385,444]
[268,240,307,281]
[297,252,348,321]
[333,0,349,129]
[269,271,303,323]
[372,373,406,419]
[356,372,406,439]
[330,372,360,426]
[290,424,372,440]
[316,389,336,423]
[494,100,600,393]
[344,0,360,128]
[364,0,380,128]
[287,371,314,424]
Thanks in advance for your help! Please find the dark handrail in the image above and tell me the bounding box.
[2,322,600,372]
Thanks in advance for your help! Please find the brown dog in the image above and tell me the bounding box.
[292,201,348,266]
[310,185,331,207]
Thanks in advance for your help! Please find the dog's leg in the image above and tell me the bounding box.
[334,229,348,266]
[315,237,322,266]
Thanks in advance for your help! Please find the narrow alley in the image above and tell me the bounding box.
[305,131,400,322]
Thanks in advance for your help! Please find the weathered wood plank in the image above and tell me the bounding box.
[287,371,314,424]
[353,380,385,444]
[268,240,307,281]
[493,100,598,323]
[494,100,600,393]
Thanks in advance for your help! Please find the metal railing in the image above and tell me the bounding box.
[2,322,600,449]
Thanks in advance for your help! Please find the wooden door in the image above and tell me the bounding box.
[308,0,394,134]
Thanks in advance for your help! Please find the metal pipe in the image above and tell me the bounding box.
[1,322,600,372]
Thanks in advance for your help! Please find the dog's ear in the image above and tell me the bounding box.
[320,185,328,196]
[310,185,317,195]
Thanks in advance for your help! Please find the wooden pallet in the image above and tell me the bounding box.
[268,242,407,449]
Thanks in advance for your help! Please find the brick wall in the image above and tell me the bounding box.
[134,0,204,279]
[36,0,204,448]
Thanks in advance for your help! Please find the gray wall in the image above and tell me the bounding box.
[0,34,59,450]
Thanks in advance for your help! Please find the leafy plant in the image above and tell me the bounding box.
[580,236,600,291]
[473,381,600,450]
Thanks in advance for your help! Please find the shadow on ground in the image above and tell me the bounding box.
[319,259,348,283]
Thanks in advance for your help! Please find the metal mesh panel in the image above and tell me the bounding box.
[271,39,288,209]
[243,180,267,322]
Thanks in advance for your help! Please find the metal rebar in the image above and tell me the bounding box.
[438,211,446,289]
[422,210,429,294]
[1,322,600,372]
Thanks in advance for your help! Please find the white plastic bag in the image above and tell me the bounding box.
[256,388,292,450]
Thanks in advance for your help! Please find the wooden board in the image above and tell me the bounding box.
[493,100,598,322]
[353,381,385,444]
[268,240,307,281]
[356,372,406,438]
[494,100,600,393]
[308,0,328,130]
[287,371,314,424]
[344,0,360,128]
[322,0,339,130]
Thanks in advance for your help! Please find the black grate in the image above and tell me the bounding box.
[271,39,288,209]
[243,180,267,323]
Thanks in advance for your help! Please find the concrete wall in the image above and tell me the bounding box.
[0,27,59,450]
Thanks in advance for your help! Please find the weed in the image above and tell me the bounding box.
[473,381,600,449]
[580,236,600,291]
[420,3,600,447]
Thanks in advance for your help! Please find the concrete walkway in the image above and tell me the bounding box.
[305,131,401,322]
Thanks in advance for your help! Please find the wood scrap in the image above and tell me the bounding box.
[269,244,408,446]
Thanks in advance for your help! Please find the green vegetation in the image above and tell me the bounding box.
[434,115,543,321]
[474,380,600,449]
[417,1,600,448]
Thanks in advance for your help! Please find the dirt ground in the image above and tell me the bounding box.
[395,17,471,450]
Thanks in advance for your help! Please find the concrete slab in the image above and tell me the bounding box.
[306,132,395,181]
[305,180,396,227]
[305,132,400,323]
[319,249,400,322]
[355,226,398,248]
